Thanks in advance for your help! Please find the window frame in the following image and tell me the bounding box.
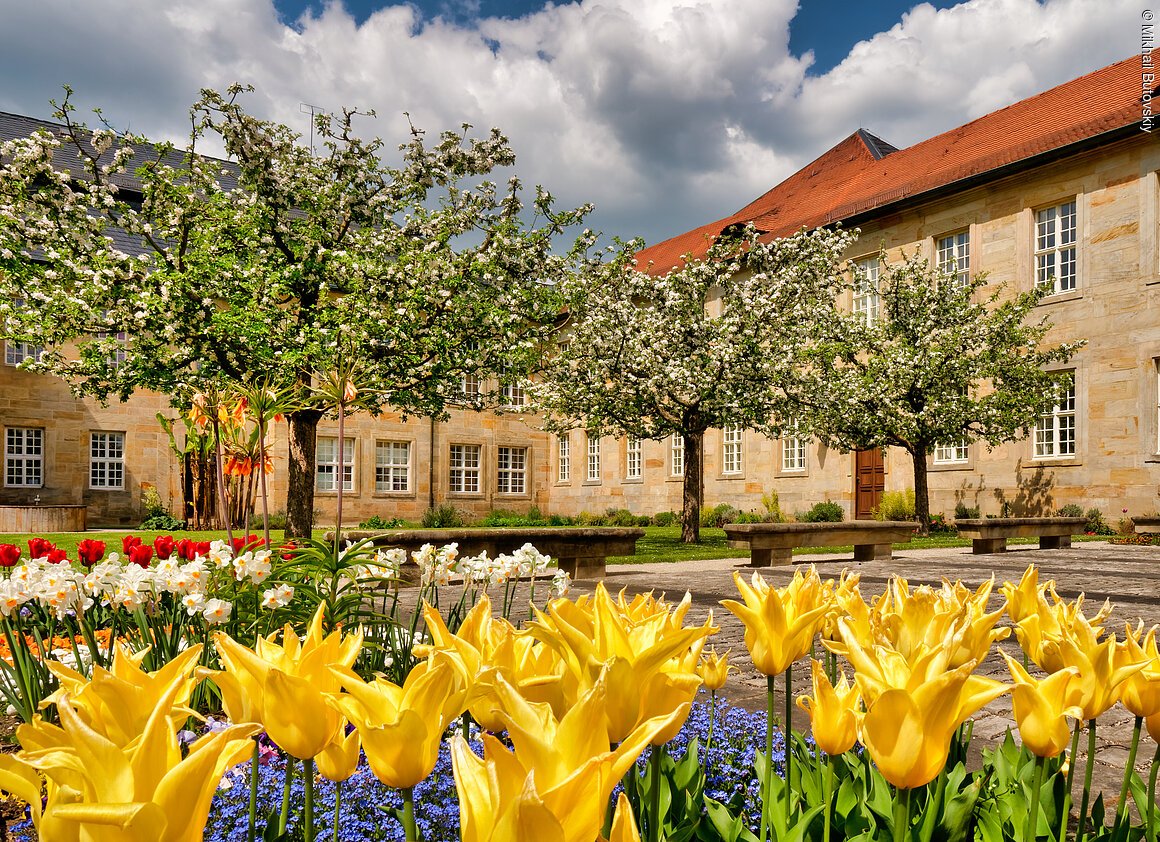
[936,230,971,289]
[5,427,44,488]
[89,431,126,490]
[1034,200,1078,294]
[557,435,571,483]
[374,440,411,494]
[586,434,601,483]
[315,435,355,493]
[933,439,970,465]
[781,426,806,473]
[625,435,642,480]
[722,425,743,475]
[496,445,528,495]
[1033,373,1077,460]
[670,433,685,478]
[449,443,482,494]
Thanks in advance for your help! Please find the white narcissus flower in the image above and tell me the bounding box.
[202,598,233,625]
[261,584,294,609]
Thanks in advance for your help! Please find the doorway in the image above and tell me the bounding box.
[854,449,884,519]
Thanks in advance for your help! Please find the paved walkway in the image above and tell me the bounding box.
[570,541,1160,806]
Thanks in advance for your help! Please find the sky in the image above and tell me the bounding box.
[0,0,1141,248]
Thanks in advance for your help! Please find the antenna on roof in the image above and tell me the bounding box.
[299,102,324,152]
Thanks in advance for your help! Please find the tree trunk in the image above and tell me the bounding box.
[911,445,931,536]
[681,430,705,544]
[287,408,323,539]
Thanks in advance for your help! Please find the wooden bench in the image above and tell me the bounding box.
[953,517,1087,554]
[337,526,645,581]
[722,520,917,567]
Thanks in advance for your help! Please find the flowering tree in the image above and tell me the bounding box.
[0,86,616,536]
[794,253,1083,533]
[533,225,854,542]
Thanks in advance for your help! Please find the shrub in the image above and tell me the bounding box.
[734,510,765,524]
[547,514,574,526]
[760,490,783,523]
[928,513,956,534]
[140,485,169,521]
[873,489,916,521]
[358,515,403,529]
[140,513,186,531]
[1083,507,1115,536]
[421,504,464,529]
[652,511,678,527]
[605,508,641,527]
[264,510,289,531]
[798,500,844,523]
[700,503,739,528]
[1056,503,1084,518]
[954,501,981,519]
[576,510,607,526]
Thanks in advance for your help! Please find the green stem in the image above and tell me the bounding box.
[333,779,342,842]
[402,786,418,842]
[785,663,794,827]
[1061,720,1082,842]
[762,673,775,842]
[1147,741,1160,842]
[247,739,259,842]
[893,786,911,842]
[462,711,472,739]
[1117,716,1143,827]
[304,757,315,839]
[278,756,296,835]
[1076,719,1096,842]
[824,754,834,842]
[650,745,664,842]
[1026,753,1045,842]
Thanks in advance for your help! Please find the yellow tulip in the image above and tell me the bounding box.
[1117,623,1160,718]
[316,723,362,783]
[527,583,714,742]
[697,648,731,692]
[721,568,831,677]
[452,675,684,842]
[1051,628,1145,721]
[9,681,257,841]
[859,661,1007,789]
[210,604,362,760]
[796,659,860,756]
[1147,711,1160,743]
[605,792,642,842]
[1002,653,1083,757]
[330,651,467,789]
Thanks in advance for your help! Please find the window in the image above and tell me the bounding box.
[586,434,601,482]
[933,440,969,464]
[316,436,355,492]
[937,231,970,289]
[1034,374,1076,459]
[626,436,642,479]
[670,433,685,477]
[722,425,743,474]
[497,446,528,494]
[782,424,806,472]
[1035,201,1077,293]
[460,340,480,399]
[449,444,481,493]
[853,257,881,326]
[4,299,44,366]
[500,362,527,408]
[5,428,43,487]
[95,330,129,369]
[557,435,570,482]
[375,441,410,492]
[89,431,125,489]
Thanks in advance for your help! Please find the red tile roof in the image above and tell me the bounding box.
[636,55,1148,274]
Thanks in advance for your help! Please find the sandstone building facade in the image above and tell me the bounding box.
[2,56,1158,526]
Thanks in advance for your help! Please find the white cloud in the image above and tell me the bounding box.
[0,0,1141,246]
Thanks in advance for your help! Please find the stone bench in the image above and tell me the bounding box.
[953,517,1087,554]
[337,526,645,581]
[1133,517,1160,534]
[722,520,917,567]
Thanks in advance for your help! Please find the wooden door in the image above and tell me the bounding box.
[854,449,885,519]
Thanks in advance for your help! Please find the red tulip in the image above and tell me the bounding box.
[0,545,20,568]
[195,540,211,558]
[28,537,55,559]
[46,548,69,564]
[128,544,154,568]
[231,534,260,554]
[153,535,176,561]
[280,542,297,561]
[76,539,106,567]
[122,535,143,554]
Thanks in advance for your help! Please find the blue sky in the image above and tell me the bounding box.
[0,0,1139,247]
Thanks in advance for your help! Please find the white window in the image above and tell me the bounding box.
[5,428,43,487]
[449,444,481,493]
[626,436,642,479]
[497,446,528,494]
[933,440,969,464]
[782,424,806,472]
[1034,375,1076,459]
[557,435,570,483]
[316,436,355,492]
[375,441,410,492]
[89,431,125,489]
[1035,201,1077,293]
[853,257,881,326]
[586,434,601,482]
[670,433,685,477]
[722,425,743,474]
[95,330,128,369]
[500,362,527,408]
[4,341,42,367]
[461,372,481,400]
[937,231,970,289]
